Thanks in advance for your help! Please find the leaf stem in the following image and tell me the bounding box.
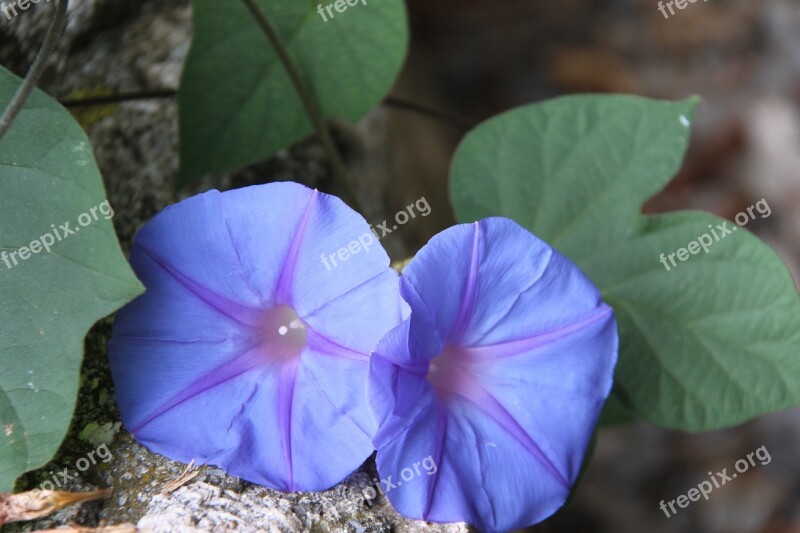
[239,0,363,213]
[0,0,69,141]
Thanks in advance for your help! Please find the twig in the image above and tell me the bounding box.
[1,488,111,526]
[239,0,363,212]
[32,523,137,533]
[161,460,201,494]
[0,0,69,141]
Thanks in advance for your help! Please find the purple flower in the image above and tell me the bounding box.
[368,218,618,532]
[109,182,405,491]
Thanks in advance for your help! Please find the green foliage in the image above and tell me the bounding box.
[177,0,408,186]
[450,94,800,431]
[0,66,143,491]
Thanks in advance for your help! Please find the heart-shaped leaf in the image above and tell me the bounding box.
[178,0,408,186]
[0,66,143,491]
[450,95,800,430]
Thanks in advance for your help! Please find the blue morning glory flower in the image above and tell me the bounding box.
[109,182,405,492]
[368,217,618,532]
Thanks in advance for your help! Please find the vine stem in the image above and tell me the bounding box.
[59,89,475,130]
[239,0,363,213]
[0,0,69,141]
[383,96,475,130]
[60,89,176,107]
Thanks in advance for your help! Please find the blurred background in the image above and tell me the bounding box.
[2,0,800,531]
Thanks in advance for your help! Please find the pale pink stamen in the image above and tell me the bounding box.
[258,306,308,361]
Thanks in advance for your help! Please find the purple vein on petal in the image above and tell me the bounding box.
[306,328,369,361]
[137,243,262,327]
[301,267,392,320]
[464,305,614,361]
[461,384,570,491]
[276,189,318,305]
[131,342,262,433]
[448,222,481,344]
[278,358,299,491]
[423,401,448,521]
[113,334,230,345]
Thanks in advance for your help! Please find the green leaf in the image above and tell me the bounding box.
[450,94,800,431]
[0,66,143,491]
[177,0,408,186]
[597,391,635,428]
